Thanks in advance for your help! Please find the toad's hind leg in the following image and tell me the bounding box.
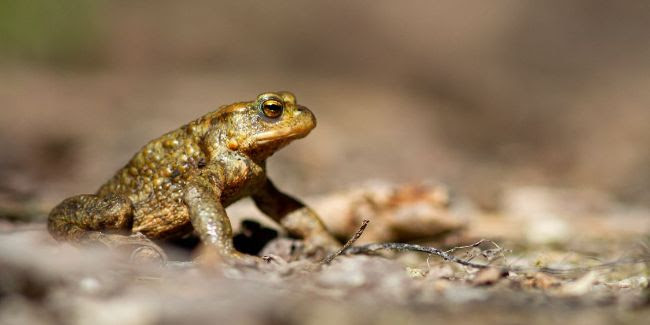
[48,194,133,241]
[48,194,167,264]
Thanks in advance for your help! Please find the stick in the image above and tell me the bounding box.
[322,220,650,275]
[345,242,650,275]
[321,219,370,265]
[344,242,491,269]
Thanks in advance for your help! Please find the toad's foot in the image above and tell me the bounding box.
[81,232,168,266]
[194,245,284,271]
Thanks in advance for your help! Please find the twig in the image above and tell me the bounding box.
[322,220,650,275]
[444,239,486,255]
[344,242,650,275]
[321,219,369,265]
[344,242,491,269]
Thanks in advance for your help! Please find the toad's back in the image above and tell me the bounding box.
[95,112,217,238]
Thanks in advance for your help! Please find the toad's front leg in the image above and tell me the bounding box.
[252,180,341,256]
[183,177,260,265]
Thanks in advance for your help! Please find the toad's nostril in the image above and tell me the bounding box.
[296,105,308,113]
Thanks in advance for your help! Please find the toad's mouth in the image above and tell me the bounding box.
[251,127,311,145]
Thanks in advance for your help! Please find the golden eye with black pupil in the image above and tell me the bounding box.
[261,99,284,119]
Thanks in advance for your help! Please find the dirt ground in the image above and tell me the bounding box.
[1,189,650,325]
[1,1,650,324]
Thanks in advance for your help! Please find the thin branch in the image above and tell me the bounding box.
[344,242,491,269]
[320,220,650,275]
[344,242,650,275]
[322,219,370,265]
[444,239,486,255]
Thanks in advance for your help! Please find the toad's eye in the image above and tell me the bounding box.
[261,99,284,119]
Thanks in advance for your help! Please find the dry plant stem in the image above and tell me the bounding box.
[322,220,650,274]
[345,242,650,275]
[322,219,370,265]
[443,239,487,255]
[345,242,491,269]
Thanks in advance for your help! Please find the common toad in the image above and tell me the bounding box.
[48,91,339,263]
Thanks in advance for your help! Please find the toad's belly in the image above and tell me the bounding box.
[127,158,266,239]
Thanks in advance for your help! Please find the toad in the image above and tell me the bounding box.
[48,91,340,263]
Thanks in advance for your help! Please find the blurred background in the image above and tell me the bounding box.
[1,0,649,213]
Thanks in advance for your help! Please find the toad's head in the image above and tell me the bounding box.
[213,91,316,161]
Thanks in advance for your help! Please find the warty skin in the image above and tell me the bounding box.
[48,91,340,262]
